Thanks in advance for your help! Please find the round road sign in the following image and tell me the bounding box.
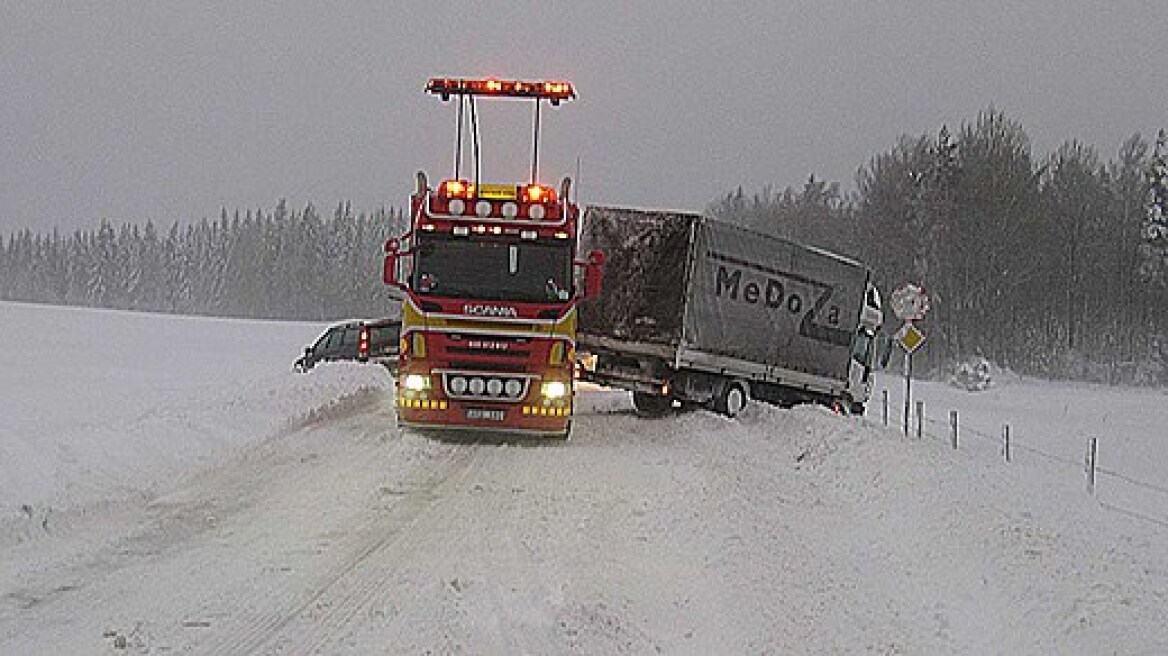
[891,283,930,322]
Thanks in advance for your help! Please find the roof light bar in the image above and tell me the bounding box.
[435,179,557,204]
[427,77,576,104]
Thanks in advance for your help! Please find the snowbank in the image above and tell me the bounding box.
[0,301,390,543]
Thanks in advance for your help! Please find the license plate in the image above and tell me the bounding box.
[466,408,505,421]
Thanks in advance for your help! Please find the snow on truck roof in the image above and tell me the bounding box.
[582,204,869,271]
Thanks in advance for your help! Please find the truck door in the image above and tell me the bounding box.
[339,326,362,359]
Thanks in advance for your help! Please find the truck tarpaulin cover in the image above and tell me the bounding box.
[580,206,869,380]
[578,206,695,345]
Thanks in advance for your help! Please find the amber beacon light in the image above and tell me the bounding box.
[426,77,577,104]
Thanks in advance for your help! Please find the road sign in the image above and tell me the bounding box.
[895,322,925,354]
[891,283,930,322]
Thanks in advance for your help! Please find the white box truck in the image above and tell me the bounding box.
[578,206,884,416]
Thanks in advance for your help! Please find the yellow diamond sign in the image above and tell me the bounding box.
[895,322,925,354]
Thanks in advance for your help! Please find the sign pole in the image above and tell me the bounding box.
[891,284,929,439]
[903,349,912,436]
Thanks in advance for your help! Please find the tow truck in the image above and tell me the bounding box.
[382,77,604,437]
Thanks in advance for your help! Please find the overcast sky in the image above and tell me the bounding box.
[2,2,1166,234]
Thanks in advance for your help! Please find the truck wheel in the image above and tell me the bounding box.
[632,391,672,417]
[714,382,748,418]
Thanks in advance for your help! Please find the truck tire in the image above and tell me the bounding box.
[632,391,672,417]
[713,381,748,418]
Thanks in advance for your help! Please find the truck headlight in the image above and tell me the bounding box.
[403,374,429,391]
[541,381,568,399]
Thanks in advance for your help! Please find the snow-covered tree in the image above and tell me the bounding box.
[1140,129,1168,285]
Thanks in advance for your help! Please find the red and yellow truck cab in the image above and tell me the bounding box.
[382,77,602,437]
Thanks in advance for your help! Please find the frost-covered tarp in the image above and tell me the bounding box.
[578,206,696,345]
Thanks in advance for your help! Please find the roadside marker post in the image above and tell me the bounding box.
[1087,438,1098,495]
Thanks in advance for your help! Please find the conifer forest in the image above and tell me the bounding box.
[3,110,1167,383]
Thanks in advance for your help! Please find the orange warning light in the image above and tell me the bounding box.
[426,77,576,103]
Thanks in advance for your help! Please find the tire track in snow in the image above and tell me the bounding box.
[278,437,490,655]
[198,431,487,656]
[127,405,410,656]
[0,384,403,654]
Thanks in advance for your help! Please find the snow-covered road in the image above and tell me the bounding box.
[2,302,1166,654]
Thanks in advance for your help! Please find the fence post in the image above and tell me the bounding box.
[915,401,924,438]
[950,410,958,450]
[1087,437,1098,495]
[1003,424,1011,463]
[882,389,889,426]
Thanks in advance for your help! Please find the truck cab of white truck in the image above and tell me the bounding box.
[845,285,885,412]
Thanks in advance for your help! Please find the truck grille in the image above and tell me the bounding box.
[439,370,534,403]
[447,361,528,373]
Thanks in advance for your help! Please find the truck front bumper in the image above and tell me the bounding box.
[396,396,571,438]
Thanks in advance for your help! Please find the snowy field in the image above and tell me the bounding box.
[1,300,1167,654]
[871,368,1168,529]
[0,301,387,541]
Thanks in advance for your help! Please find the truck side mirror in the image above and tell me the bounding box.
[560,176,572,203]
[383,238,400,286]
[583,250,605,299]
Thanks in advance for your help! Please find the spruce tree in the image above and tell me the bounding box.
[1139,130,1168,287]
[1147,129,1168,244]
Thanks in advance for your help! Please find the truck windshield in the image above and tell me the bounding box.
[412,233,573,303]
